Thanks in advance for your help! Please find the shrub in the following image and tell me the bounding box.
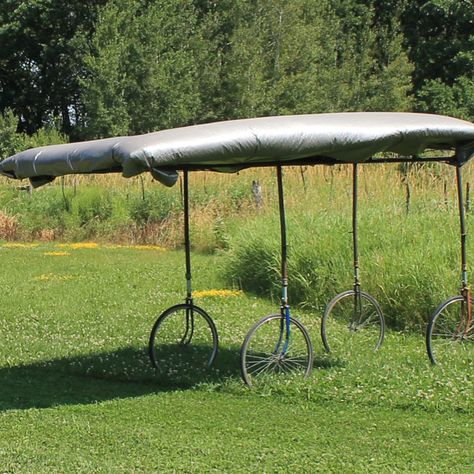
[129,190,179,226]
[75,188,113,226]
[0,211,19,240]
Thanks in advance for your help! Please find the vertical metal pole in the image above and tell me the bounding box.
[456,164,468,289]
[466,182,471,213]
[352,163,360,289]
[277,166,291,351]
[277,166,288,306]
[183,170,192,300]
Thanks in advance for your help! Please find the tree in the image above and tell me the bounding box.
[0,109,28,159]
[417,77,474,120]
[222,0,412,118]
[401,0,474,119]
[80,0,207,138]
[0,109,65,160]
[0,0,106,136]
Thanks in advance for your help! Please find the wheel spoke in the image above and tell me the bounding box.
[356,312,378,329]
[282,356,307,366]
[246,354,273,361]
[282,358,307,370]
[252,359,277,376]
[246,358,273,370]
[432,331,459,338]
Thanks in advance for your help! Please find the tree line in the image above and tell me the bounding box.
[0,0,472,151]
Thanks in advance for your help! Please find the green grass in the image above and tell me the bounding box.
[2,393,473,472]
[0,244,473,472]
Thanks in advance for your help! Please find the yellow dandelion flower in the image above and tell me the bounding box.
[43,251,70,256]
[34,273,74,282]
[193,289,243,298]
[103,244,131,250]
[56,242,99,249]
[35,273,54,281]
[131,244,166,251]
[70,242,99,249]
[2,242,39,248]
[105,244,166,251]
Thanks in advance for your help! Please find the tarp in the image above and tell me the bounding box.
[1,112,474,187]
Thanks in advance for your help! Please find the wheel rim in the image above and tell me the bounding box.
[242,315,312,387]
[428,298,474,367]
[149,305,218,378]
[322,291,384,358]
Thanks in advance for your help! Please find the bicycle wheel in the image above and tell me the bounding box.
[240,313,313,388]
[321,290,385,357]
[426,295,474,367]
[148,303,218,377]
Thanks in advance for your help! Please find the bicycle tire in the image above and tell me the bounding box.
[148,303,218,375]
[240,313,313,388]
[321,290,385,356]
[426,295,474,366]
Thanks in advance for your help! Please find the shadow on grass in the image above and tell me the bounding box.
[0,345,241,412]
[313,353,348,369]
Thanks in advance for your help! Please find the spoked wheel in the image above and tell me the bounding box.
[426,295,474,367]
[240,313,313,388]
[148,303,218,377]
[321,290,385,358]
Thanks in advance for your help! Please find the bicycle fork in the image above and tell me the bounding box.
[180,297,195,345]
[349,283,363,331]
[273,304,292,356]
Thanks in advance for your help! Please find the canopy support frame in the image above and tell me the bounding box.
[155,155,458,174]
[455,162,469,292]
[454,160,473,339]
[352,163,360,291]
[183,170,193,302]
[277,166,288,307]
[276,166,292,352]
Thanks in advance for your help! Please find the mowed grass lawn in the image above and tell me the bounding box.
[0,244,472,472]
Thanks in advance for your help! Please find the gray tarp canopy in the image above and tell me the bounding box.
[1,112,474,188]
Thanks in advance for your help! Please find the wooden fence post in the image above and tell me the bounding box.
[405,179,411,215]
[299,166,307,192]
[443,179,448,209]
[252,180,263,208]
